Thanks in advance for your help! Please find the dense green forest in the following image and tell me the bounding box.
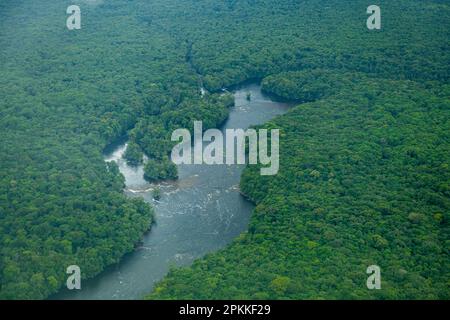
[0,0,449,299]
[149,75,450,299]
[145,0,450,299]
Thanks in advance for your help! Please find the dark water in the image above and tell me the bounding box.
[54,83,291,300]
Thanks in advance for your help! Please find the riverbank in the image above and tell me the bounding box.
[52,83,292,300]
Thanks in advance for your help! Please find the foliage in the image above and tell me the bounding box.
[1,0,449,299]
[153,187,162,201]
[123,142,144,166]
[144,158,178,182]
[148,77,450,300]
[261,69,366,103]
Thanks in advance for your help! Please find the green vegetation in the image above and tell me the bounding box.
[145,0,450,300]
[123,142,144,166]
[261,69,366,103]
[0,0,449,299]
[153,187,162,201]
[0,1,165,299]
[149,76,449,299]
[130,93,234,180]
[144,157,178,182]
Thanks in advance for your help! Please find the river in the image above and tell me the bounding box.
[54,83,291,300]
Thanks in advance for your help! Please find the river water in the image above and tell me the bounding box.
[54,83,291,300]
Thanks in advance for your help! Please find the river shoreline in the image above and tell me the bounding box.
[53,83,292,300]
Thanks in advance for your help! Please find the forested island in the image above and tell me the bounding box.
[0,0,448,299]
